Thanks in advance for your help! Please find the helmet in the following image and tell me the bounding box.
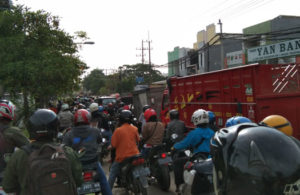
[123,105,130,110]
[61,103,69,111]
[225,116,252,127]
[27,109,59,139]
[208,111,216,124]
[119,102,125,107]
[211,123,300,195]
[261,115,293,136]
[108,103,113,107]
[74,109,91,125]
[169,109,179,120]
[0,100,16,121]
[144,108,157,122]
[119,110,133,124]
[142,105,151,113]
[191,109,209,126]
[89,103,99,112]
[98,105,104,112]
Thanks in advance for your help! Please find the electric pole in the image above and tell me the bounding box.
[136,40,146,64]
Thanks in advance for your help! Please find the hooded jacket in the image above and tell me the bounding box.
[63,125,102,163]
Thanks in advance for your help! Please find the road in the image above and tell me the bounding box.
[101,158,177,195]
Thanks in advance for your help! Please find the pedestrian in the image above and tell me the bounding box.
[2,109,83,195]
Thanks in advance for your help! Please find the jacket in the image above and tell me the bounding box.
[0,124,29,173]
[165,119,186,142]
[58,110,74,128]
[63,125,102,163]
[174,127,214,154]
[142,121,165,146]
[2,141,83,195]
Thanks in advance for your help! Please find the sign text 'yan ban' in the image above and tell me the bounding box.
[247,39,300,62]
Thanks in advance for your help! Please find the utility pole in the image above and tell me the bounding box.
[136,40,146,64]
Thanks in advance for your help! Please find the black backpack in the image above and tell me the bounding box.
[22,144,77,195]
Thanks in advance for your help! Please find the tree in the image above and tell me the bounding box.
[82,69,106,95]
[0,5,87,118]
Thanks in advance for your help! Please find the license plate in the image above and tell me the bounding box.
[77,182,101,194]
[132,167,150,178]
[158,156,172,165]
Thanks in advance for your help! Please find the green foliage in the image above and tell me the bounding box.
[82,69,106,95]
[0,5,87,117]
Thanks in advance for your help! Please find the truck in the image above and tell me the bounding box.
[160,63,300,139]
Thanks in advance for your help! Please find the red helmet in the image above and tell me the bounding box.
[144,108,157,122]
[74,109,91,125]
[123,105,130,110]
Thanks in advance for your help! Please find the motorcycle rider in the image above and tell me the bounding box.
[63,109,112,195]
[138,105,151,133]
[0,100,29,183]
[165,109,186,142]
[211,122,300,195]
[108,109,140,189]
[89,103,109,131]
[172,109,215,193]
[2,109,83,194]
[58,103,74,132]
[141,108,165,157]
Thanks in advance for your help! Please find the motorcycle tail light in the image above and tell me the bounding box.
[161,153,167,158]
[132,158,145,166]
[83,171,93,182]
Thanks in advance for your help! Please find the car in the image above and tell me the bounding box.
[95,96,116,106]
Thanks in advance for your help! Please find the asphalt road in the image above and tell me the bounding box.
[101,158,177,195]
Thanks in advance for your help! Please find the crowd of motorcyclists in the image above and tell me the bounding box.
[1,97,300,195]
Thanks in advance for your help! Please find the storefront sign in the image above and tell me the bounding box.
[226,50,244,66]
[248,39,300,62]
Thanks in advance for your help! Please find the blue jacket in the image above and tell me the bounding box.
[174,127,214,154]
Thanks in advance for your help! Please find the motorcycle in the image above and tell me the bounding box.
[118,154,150,195]
[77,162,102,195]
[181,153,214,195]
[146,143,172,191]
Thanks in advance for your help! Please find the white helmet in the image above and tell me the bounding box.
[61,103,69,111]
[191,109,209,126]
[89,103,99,112]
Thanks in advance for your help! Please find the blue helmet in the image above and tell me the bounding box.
[98,106,104,112]
[208,111,216,123]
[225,116,252,127]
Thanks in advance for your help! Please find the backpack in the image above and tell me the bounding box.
[22,144,77,195]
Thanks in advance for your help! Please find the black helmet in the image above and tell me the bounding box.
[27,109,59,139]
[142,105,151,113]
[211,123,300,195]
[169,109,179,120]
[119,110,132,124]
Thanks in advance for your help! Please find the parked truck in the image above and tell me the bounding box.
[160,63,300,139]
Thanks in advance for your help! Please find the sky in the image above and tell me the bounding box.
[12,0,300,75]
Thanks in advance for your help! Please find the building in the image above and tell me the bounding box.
[167,47,190,76]
[243,15,300,64]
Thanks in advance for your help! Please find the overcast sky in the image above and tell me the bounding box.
[13,0,300,74]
